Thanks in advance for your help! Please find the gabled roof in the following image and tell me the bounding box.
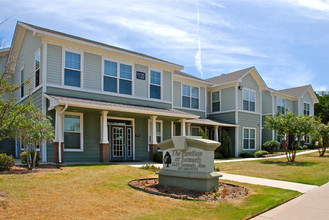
[173,70,212,85]
[273,84,319,103]
[205,66,254,85]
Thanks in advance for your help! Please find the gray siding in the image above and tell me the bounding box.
[47,44,62,85]
[200,87,206,111]
[84,52,101,91]
[207,92,211,113]
[221,87,235,111]
[210,112,236,124]
[301,91,314,116]
[239,73,260,113]
[238,112,261,153]
[286,99,293,113]
[134,117,148,161]
[134,64,148,98]
[31,87,43,109]
[262,90,272,114]
[0,52,8,74]
[293,101,299,114]
[163,70,172,102]
[173,81,181,107]
[262,115,273,144]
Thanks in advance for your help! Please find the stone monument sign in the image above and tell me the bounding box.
[157,136,221,192]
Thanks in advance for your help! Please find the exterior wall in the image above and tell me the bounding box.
[163,71,172,102]
[134,64,148,98]
[173,81,181,107]
[293,101,299,114]
[174,108,205,118]
[209,112,236,124]
[84,52,102,91]
[262,90,272,114]
[13,30,43,100]
[47,44,62,85]
[238,73,261,113]
[262,115,273,144]
[0,52,8,74]
[285,99,293,113]
[221,87,235,111]
[238,112,261,153]
[301,91,314,116]
[0,139,15,156]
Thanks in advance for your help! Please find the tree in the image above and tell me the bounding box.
[265,112,314,162]
[315,91,329,124]
[311,119,329,157]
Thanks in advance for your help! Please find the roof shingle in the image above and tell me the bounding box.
[205,66,254,85]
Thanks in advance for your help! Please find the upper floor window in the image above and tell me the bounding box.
[150,70,161,99]
[64,51,81,87]
[182,85,199,109]
[64,112,83,151]
[304,102,310,115]
[243,89,255,112]
[243,128,256,150]
[20,69,24,98]
[103,60,132,95]
[277,98,285,114]
[212,91,220,112]
[35,50,40,87]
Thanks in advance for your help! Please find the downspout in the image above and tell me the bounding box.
[58,104,68,163]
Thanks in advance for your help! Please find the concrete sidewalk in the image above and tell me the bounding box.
[253,181,329,220]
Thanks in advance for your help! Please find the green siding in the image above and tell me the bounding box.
[262,90,272,114]
[0,52,8,74]
[0,138,15,156]
[238,112,261,153]
[173,108,205,118]
[173,81,181,107]
[163,120,172,141]
[47,87,171,109]
[293,101,299,114]
[163,70,172,102]
[84,52,101,91]
[302,91,314,116]
[47,44,62,85]
[31,87,43,109]
[207,92,211,113]
[134,64,148,98]
[210,112,236,124]
[239,73,260,113]
[221,87,235,111]
[200,87,205,111]
[134,117,148,161]
[262,115,273,144]
[286,99,293,113]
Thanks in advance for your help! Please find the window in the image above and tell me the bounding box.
[64,113,83,151]
[277,98,285,114]
[243,128,256,150]
[212,91,220,112]
[20,69,24,98]
[191,127,200,136]
[304,103,310,115]
[35,50,40,87]
[64,51,81,87]
[305,136,310,144]
[182,85,199,109]
[103,60,132,95]
[150,70,161,99]
[243,89,255,112]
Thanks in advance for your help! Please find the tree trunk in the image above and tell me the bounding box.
[32,143,38,170]
[320,138,327,157]
[26,145,32,170]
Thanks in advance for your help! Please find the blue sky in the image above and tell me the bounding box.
[1,0,328,91]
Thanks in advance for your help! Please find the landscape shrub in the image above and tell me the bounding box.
[263,140,280,153]
[20,151,40,165]
[254,150,269,158]
[297,145,304,150]
[153,152,163,163]
[302,145,308,150]
[140,164,161,172]
[0,153,15,171]
[216,130,232,158]
[239,152,255,158]
[214,152,224,159]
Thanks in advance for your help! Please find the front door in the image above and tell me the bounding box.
[110,125,133,161]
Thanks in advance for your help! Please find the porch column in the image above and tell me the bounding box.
[186,123,191,136]
[100,111,110,162]
[180,119,186,136]
[54,106,64,163]
[214,125,219,142]
[149,115,158,161]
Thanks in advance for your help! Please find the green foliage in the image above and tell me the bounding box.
[199,129,208,139]
[254,150,269,158]
[153,152,163,163]
[263,140,280,153]
[20,151,40,165]
[0,153,15,171]
[315,91,329,124]
[214,167,220,172]
[216,130,232,158]
[239,152,255,158]
[310,119,329,156]
[140,164,161,172]
[214,152,223,159]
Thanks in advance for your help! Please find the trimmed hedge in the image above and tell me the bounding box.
[254,150,269,158]
[239,152,255,158]
[0,153,15,171]
[214,152,224,159]
[263,140,280,153]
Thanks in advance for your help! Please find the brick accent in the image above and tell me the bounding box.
[53,142,64,163]
[149,144,158,161]
[100,143,110,162]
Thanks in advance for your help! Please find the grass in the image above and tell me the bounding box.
[216,152,329,186]
[0,164,299,220]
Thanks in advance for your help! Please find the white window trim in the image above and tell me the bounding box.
[181,84,200,109]
[242,127,256,151]
[304,136,311,144]
[211,90,221,113]
[147,119,163,152]
[101,57,134,96]
[63,112,84,152]
[149,69,163,100]
[34,48,41,88]
[242,88,256,112]
[304,102,311,116]
[62,47,84,89]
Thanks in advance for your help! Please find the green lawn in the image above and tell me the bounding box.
[0,164,299,220]
[216,152,329,186]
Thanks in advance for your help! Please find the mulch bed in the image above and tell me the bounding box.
[0,164,62,175]
[129,178,249,202]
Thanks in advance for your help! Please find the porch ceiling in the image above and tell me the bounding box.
[45,94,200,119]
[186,118,238,127]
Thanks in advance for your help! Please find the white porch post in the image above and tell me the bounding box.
[54,106,63,163]
[186,123,191,136]
[101,111,109,144]
[214,125,219,142]
[150,115,157,144]
[180,119,186,136]
[171,121,174,137]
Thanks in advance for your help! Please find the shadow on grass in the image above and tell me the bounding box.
[259,160,317,167]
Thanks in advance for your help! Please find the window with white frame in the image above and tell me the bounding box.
[182,85,199,109]
[150,70,161,99]
[64,51,81,87]
[277,98,285,114]
[243,89,255,112]
[304,102,310,115]
[18,138,40,151]
[103,60,132,95]
[212,91,220,112]
[305,136,310,144]
[243,128,256,150]
[35,49,40,87]
[64,113,83,151]
[148,120,163,145]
